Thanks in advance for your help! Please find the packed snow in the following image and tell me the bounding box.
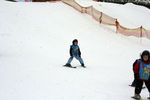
[0,0,150,100]
[76,0,150,29]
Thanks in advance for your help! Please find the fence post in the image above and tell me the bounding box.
[140,26,143,38]
[139,26,143,44]
[115,19,119,33]
[99,12,102,24]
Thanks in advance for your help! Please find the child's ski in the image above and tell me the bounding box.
[129,85,146,89]
[131,96,142,100]
[63,65,76,68]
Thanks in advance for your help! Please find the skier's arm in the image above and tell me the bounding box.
[133,59,138,71]
[133,61,140,74]
[70,46,73,56]
[78,47,81,56]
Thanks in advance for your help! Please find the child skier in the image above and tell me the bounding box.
[64,39,85,68]
[132,50,150,100]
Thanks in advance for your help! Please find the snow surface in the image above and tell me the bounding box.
[0,0,150,100]
[77,0,150,29]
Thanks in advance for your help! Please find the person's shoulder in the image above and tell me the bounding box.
[136,59,141,62]
[70,45,73,48]
[135,59,141,65]
[138,59,142,62]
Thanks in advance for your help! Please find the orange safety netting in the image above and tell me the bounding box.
[92,7,102,22]
[101,12,116,26]
[142,27,150,39]
[61,0,150,40]
[93,0,98,2]
[117,23,142,38]
[84,6,93,15]
[83,6,93,16]
[62,0,82,12]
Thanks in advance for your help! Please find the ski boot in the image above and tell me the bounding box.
[81,63,86,68]
[64,63,72,67]
[64,64,76,68]
[132,94,142,100]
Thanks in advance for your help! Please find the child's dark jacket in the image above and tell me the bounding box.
[70,45,81,56]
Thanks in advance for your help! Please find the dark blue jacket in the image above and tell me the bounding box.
[70,45,81,56]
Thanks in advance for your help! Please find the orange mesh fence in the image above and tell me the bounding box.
[61,0,150,40]
[117,23,141,37]
[142,27,150,39]
[61,0,74,5]
[62,0,83,12]
[73,0,84,13]
[84,6,93,16]
[92,7,102,22]
[101,12,116,26]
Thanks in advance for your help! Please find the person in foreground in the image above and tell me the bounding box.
[132,50,150,100]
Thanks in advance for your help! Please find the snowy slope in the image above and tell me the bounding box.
[0,1,150,100]
[77,0,150,29]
